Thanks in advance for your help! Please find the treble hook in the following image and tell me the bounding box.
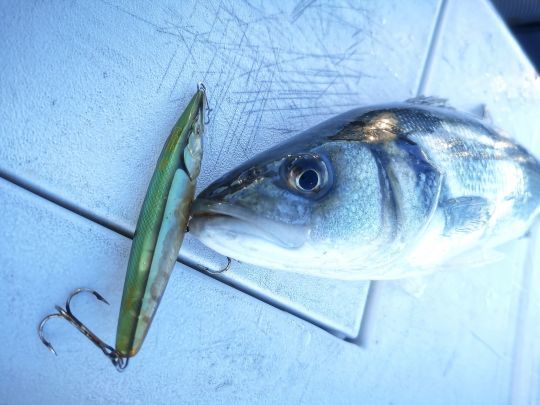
[38,288,128,372]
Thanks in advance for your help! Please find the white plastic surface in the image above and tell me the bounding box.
[1,0,540,403]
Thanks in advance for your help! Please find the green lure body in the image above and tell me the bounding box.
[116,87,206,357]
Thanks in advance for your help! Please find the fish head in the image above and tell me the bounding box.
[190,111,396,276]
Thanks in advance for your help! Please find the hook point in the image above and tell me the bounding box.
[91,290,110,305]
[38,313,60,356]
[46,342,58,356]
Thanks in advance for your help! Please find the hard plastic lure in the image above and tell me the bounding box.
[39,84,207,369]
[116,84,206,357]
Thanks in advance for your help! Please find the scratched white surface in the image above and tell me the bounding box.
[0,0,442,337]
[1,0,540,404]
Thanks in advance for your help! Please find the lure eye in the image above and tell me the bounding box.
[281,153,332,198]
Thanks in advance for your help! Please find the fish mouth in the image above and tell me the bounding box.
[190,199,309,249]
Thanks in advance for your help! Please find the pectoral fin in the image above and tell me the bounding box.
[441,196,492,236]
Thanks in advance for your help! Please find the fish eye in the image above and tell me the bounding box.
[280,153,332,198]
[296,169,319,191]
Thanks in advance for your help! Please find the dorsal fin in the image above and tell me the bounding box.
[405,95,453,110]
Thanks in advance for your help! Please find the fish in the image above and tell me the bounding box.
[115,85,206,357]
[189,97,540,280]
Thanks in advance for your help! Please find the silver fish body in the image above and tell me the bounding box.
[190,100,540,279]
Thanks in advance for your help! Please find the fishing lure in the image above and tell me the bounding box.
[38,84,224,370]
[115,83,206,359]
